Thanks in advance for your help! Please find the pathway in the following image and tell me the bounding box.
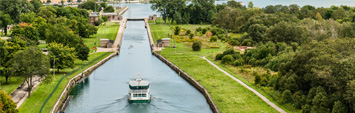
[202,56,287,113]
[10,76,41,108]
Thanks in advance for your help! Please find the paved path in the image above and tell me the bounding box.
[202,56,286,113]
[11,76,41,108]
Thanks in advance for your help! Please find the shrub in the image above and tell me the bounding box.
[94,18,104,26]
[222,55,234,64]
[104,6,114,12]
[206,31,213,37]
[223,49,235,55]
[186,29,191,35]
[215,53,224,60]
[102,16,108,22]
[192,41,201,51]
[282,90,293,104]
[174,26,181,35]
[202,28,208,34]
[242,39,254,46]
[231,53,242,59]
[189,33,194,39]
[196,27,202,32]
[210,36,218,42]
[254,72,261,85]
[233,59,244,66]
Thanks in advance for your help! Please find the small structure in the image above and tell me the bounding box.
[100,39,114,48]
[156,38,171,47]
[148,14,157,21]
[89,12,99,25]
[100,12,119,22]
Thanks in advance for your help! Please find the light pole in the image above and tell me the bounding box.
[52,54,61,79]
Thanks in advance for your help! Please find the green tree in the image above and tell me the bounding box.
[0,90,18,113]
[210,36,217,42]
[0,0,34,23]
[75,41,90,61]
[314,12,323,20]
[192,41,201,51]
[37,6,57,21]
[104,6,115,12]
[332,7,346,20]
[248,1,254,8]
[332,101,347,113]
[102,16,108,22]
[9,46,49,97]
[78,0,100,12]
[11,24,40,45]
[33,17,48,40]
[30,0,43,12]
[48,42,77,72]
[100,2,107,8]
[265,22,305,44]
[0,11,14,36]
[20,12,36,23]
[151,0,186,24]
[247,24,267,42]
[47,0,51,3]
[282,90,293,103]
[77,0,82,3]
[45,24,80,47]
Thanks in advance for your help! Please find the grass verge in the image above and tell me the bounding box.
[83,22,120,53]
[19,52,113,113]
[159,47,279,112]
[0,76,24,94]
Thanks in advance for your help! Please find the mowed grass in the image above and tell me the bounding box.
[159,48,279,112]
[150,18,210,43]
[19,52,113,113]
[0,76,24,94]
[83,22,120,53]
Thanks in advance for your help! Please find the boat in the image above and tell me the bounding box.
[128,75,150,103]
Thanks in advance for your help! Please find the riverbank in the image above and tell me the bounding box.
[18,52,113,113]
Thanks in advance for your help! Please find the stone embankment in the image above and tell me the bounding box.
[51,52,118,113]
[144,18,155,52]
[152,52,220,113]
[113,18,128,51]
[118,7,128,16]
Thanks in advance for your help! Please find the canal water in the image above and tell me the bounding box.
[65,4,212,113]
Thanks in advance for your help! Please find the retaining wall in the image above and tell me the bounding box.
[118,7,129,16]
[152,52,220,113]
[51,52,119,113]
[144,18,154,52]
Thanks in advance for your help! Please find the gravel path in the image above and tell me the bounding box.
[202,56,286,113]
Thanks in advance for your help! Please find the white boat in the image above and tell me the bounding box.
[128,76,150,103]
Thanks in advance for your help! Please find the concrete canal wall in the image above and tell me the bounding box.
[118,7,129,16]
[152,52,220,113]
[144,18,154,52]
[113,18,127,51]
[51,52,118,113]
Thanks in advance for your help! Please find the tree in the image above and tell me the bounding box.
[0,11,14,36]
[265,22,305,44]
[192,41,201,51]
[11,23,40,45]
[9,46,49,97]
[222,55,234,64]
[0,0,33,23]
[77,0,82,3]
[20,12,36,23]
[37,6,57,21]
[33,17,48,40]
[30,0,43,12]
[75,41,89,61]
[100,2,107,8]
[210,36,217,42]
[248,1,254,8]
[48,42,77,72]
[0,90,18,112]
[45,24,80,47]
[78,0,100,12]
[102,16,108,22]
[151,0,186,24]
[314,12,323,20]
[247,24,267,42]
[47,0,51,3]
[189,0,216,24]
[104,6,114,12]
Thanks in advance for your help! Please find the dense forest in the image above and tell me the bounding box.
[151,0,355,112]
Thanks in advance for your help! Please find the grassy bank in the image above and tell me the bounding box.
[19,52,113,113]
[83,22,120,53]
[159,47,279,112]
[0,76,24,94]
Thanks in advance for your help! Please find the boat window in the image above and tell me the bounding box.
[142,94,146,97]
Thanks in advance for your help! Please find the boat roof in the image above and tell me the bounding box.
[129,79,149,87]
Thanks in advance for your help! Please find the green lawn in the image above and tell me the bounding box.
[83,22,120,53]
[159,48,279,112]
[38,43,48,49]
[150,18,210,43]
[19,52,113,113]
[0,76,24,94]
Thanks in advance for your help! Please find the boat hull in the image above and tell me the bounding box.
[129,99,150,103]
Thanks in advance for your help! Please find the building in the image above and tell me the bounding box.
[101,12,119,22]
[156,38,170,47]
[89,12,99,25]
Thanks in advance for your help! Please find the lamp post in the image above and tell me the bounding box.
[52,54,61,79]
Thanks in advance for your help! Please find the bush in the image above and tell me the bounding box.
[282,90,293,104]
[192,41,201,51]
[189,33,194,39]
[254,72,261,85]
[196,27,202,32]
[94,18,104,26]
[231,53,242,59]
[186,29,191,35]
[211,27,225,36]
[102,16,108,22]
[223,49,235,55]
[233,59,244,66]
[242,39,254,46]
[174,26,181,35]
[215,53,224,60]
[202,28,208,34]
[210,36,218,42]
[222,55,234,64]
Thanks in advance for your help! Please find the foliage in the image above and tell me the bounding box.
[265,22,305,44]
[104,6,114,12]
[0,11,14,36]
[210,36,218,42]
[75,41,90,61]
[9,46,49,97]
[11,24,40,45]
[20,12,36,23]
[174,26,181,35]
[48,42,77,72]
[221,55,234,64]
[45,24,80,47]
[100,2,107,8]
[0,90,18,113]
[102,16,108,22]
[192,41,201,51]
[78,0,100,12]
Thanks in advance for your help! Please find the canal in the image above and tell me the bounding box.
[65,3,212,113]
